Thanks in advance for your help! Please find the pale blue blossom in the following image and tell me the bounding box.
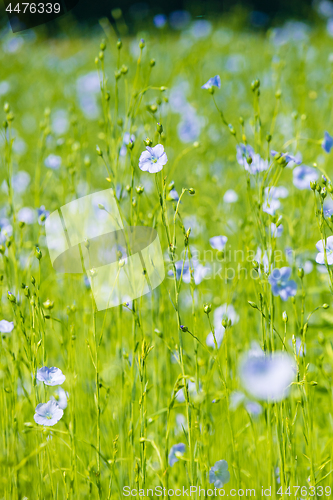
[0,320,14,333]
[269,267,297,301]
[223,189,238,203]
[201,75,221,89]
[37,206,49,225]
[139,144,168,173]
[153,14,167,28]
[45,154,62,170]
[322,131,333,153]
[236,144,268,174]
[206,304,239,348]
[18,207,36,224]
[316,236,333,265]
[271,223,283,238]
[168,443,185,467]
[293,165,318,190]
[51,387,68,410]
[209,460,230,488]
[37,366,66,386]
[239,351,296,401]
[209,235,228,251]
[34,400,63,427]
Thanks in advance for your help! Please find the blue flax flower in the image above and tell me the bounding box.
[168,443,185,467]
[201,75,221,89]
[139,144,168,173]
[37,366,66,386]
[271,150,301,165]
[293,165,318,190]
[316,236,333,265]
[268,267,297,301]
[209,460,230,488]
[209,235,228,251]
[34,400,63,426]
[322,131,333,153]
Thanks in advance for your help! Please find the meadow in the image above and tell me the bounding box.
[2,6,333,499]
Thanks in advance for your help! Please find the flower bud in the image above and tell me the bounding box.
[188,188,195,195]
[266,134,272,143]
[157,122,163,134]
[139,38,145,49]
[128,140,134,150]
[98,51,104,61]
[96,145,103,157]
[282,311,288,323]
[323,303,329,309]
[203,303,211,314]
[117,39,122,50]
[150,59,156,67]
[248,301,258,309]
[322,175,327,185]
[239,116,244,125]
[222,318,228,328]
[4,103,10,113]
[31,276,36,286]
[275,89,282,98]
[35,247,42,260]
[144,137,153,147]
[228,124,236,135]
[7,291,16,304]
[298,267,304,279]
[120,65,128,75]
[180,325,189,332]
[310,180,317,191]
[43,299,54,310]
[136,185,144,195]
[321,187,327,199]
[328,182,333,193]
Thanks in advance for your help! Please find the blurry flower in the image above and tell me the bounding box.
[229,391,245,410]
[245,400,263,416]
[271,150,301,165]
[190,20,212,39]
[209,235,228,251]
[271,223,283,238]
[175,380,200,402]
[76,71,100,94]
[236,144,268,174]
[263,186,288,215]
[51,109,69,136]
[2,171,30,195]
[315,236,333,265]
[171,259,210,285]
[209,460,230,488]
[51,387,68,410]
[169,10,191,30]
[178,111,202,142]
[139,144,168,173]
[223,189,238,203]
[322,131,333,153]
[37,206,50,225]
[0,81,10,96]
[201,75,221,90]
[153,14,167,28]
[317,0,333,17]
[45,154,62,170]
[255,247,269,274]
[293,165,318,190]
[269,267,297,301]
[168,189,180,201]
[293,337,306,357]
[175,413,186,433]
[18,207,36,225]
[168,443,185,466]
[34,400,63,426]
[239,351,296,401]
[0,320,14,333]
[206,304,239,348]
[37,366,66,386]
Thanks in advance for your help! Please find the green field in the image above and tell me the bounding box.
[1,10,333,499]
